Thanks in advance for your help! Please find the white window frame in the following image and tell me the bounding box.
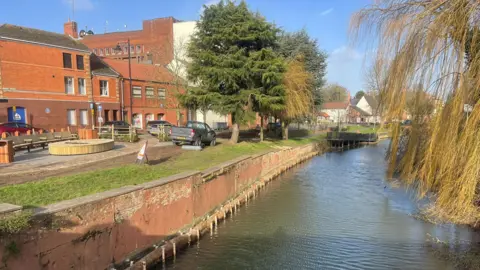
[79,109,88,126]
[136,45,142,53]
[64,76,74,94]
[105,48,110,55]
[78,78,86,95]
[67,109,77,126]
[145,87,154,98]
[100,80,109,96]
[133,86,142,98]
[158,88,166,100]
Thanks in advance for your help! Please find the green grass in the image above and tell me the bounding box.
[344,125,379,134]
[0,134,325,207]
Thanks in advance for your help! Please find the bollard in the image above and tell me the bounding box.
[142,261,146,270]
[197,229,200,240]
[14,131,19,136]
[214,216,218,227]
[161,246,166,262]
[173,242,177,257]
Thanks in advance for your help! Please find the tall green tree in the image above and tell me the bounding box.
[354,90,365,99]
[187,0,280,143]
[248,48,286,141]
[277,29,327,108]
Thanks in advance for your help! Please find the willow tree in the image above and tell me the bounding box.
[187,0,279,143]
[281,56,313,140]
[352,0,480,224]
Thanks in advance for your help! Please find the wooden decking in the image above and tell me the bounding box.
[326,132,378,150]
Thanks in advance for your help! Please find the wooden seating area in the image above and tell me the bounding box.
[6,131,78,152]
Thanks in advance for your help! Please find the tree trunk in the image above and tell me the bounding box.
[202,109,207,123]
[230,123,240,144]
[260,115,264,142]
[282,121,289,140]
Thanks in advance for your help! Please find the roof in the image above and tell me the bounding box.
[90,54,120,77]
[0,24,90,52]
[350,105,371,116]
[102,58,175,83]
[322,102,349,110]
[351,98,359,106]
[318,112,329,118]
[364,95,378,110]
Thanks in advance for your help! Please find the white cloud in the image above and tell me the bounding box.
[62,0,94,11]
[199,0,221,15]
[320,8,334,16]
[327,46,365,92]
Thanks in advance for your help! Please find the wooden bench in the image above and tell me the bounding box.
[9,132,78,152]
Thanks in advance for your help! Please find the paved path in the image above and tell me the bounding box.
[0,136,177,186]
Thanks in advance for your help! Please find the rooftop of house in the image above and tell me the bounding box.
[322,102,349,110]
[90,54,120,77]
[0,24,90,52]
[364,95,379,110]
[350,105,371,116]
[102,58,175,83]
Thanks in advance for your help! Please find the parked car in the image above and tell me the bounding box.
[0,122,47,136]
[146,120,173,136]
[170,121,216,146]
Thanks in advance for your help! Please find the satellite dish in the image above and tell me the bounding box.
[79,30,87,37]
[87,30,94,35]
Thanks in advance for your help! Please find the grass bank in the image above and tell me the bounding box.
[344,125,379,134]
[0,134,325,207]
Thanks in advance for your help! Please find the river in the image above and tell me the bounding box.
[160,140,480,269]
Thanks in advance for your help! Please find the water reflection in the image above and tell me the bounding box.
[161,141,478,270]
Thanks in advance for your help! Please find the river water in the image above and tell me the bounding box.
[161,141,480,270]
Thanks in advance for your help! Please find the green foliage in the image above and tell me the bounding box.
[187,0,281,128]
[0,211,32,234]
[277,29,327,90]
[321,83,349,102]
[354,90,365,99]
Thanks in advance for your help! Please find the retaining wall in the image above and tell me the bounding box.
[0,143,322,270]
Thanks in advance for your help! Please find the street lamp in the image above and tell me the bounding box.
[114,39,133,124]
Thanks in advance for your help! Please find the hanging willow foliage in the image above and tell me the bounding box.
[283,56,313,120]
[351,0,480,225]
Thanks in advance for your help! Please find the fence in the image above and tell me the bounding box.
[97,125,138,143]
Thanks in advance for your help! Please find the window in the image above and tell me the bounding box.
[113,110,118,121]
[130,45,135,54]
[158,88,166,99]
[105,48,110,55]
[157,113,164,120]
[78,78,86,95]
[146,87,154,98]
[67,109,77,126]
[79,109,88,126]
[123,46,128,54]
[136,45,142,53]
[63,53,72,68]
[99,49,104,56]
[100,80,109,96]
[64,77,74,94]
[76,55,84,70]
[133,86,142,98]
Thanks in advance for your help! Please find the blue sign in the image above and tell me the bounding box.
[90,103,94,109]
[98,105,102,111]
[45,108,51,114]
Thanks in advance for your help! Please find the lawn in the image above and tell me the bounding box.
[0,134,325,207]
[344,125,379,134]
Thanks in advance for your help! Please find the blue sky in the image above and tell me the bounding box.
[0,0,372,93]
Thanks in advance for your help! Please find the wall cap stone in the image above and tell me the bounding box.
[34,185,142,216]
[139,171,200,190]
[0,203,22,215]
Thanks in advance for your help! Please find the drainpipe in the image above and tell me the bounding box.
[120,78,124,121]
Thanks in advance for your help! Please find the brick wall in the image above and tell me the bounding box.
[0,144,320,270]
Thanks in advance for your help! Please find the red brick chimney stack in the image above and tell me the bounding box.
[64,19,78,39]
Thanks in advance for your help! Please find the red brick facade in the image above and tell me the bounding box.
[81,17,176,65]
[0,26,122,131]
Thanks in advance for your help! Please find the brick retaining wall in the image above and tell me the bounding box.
[0,143,322,270]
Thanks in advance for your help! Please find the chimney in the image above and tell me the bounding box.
[64,20,78,39]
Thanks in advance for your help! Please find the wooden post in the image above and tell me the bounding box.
[111,124,115,140]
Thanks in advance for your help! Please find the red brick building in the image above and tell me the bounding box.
[81,17,177,65]
[102,58,186,129]
[0,22,121,131]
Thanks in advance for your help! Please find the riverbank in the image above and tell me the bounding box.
[0,135,325,207]
[0,138,326,270]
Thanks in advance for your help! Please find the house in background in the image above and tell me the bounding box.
[321,102,349,123]
[349,95,381,124]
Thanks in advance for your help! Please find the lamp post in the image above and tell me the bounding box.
[114,39,133,124]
